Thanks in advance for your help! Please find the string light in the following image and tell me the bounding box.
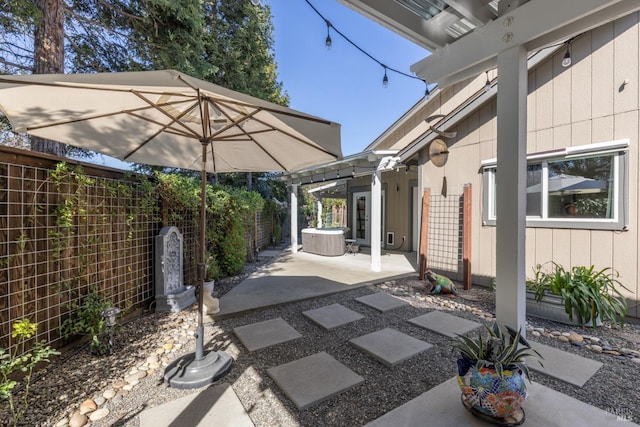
[325,20,332,49]
[485,71,491,92]
[336,171,340,179]
[304,0,432,98]
[352,166,356,176]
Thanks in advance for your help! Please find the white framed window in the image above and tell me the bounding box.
[482,140,629,230]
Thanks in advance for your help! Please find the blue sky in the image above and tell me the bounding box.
[269,0,430,156]
[90,0,430,168]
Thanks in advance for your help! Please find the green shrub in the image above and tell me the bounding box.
[59,290,114,355]
[1,319,60,427]
[526,262,629,329]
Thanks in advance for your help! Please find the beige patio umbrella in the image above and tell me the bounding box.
[0,70,342,388]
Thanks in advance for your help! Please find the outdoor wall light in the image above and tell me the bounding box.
[562,43,572,67]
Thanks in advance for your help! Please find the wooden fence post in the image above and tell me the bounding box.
[463,184,472,290]
[419,188,431,280]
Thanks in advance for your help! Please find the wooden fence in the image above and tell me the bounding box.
[0,146,277,355]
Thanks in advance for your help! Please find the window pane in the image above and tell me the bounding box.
[547,156,613,218]
[526,164,542,216]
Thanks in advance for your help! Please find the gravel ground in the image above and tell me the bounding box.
[3,256,640,426]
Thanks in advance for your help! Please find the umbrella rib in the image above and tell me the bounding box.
[131,91,203,139]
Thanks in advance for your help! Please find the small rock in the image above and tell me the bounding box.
[558,336,570,342]
[113,380,127,389]
[79,399,97,415]
[123,383,135,391]
[591,345,603,353]
[568,334,584,343]
[589,336,600,343]
[603,350,621,356]
[55,417,69,427]
[602,345,613,351]
[551,330,561,336]
[619,348,634,355]
[147,355,159,364]
[561,332,571,337]
[533,327,545,333]
[103,389,116,400]
[571,341,585,348]
[630,358,640,365]
[89,408,110,422]
[69,412,88,427]
[94,396,106,406]
[532,331,541,337]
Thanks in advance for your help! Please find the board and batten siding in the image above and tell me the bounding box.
[419,13,640,317]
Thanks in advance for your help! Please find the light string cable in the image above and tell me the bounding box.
[303,0,433,98]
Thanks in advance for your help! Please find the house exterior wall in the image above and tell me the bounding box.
[347,169,418,251]
[417,14,640,317]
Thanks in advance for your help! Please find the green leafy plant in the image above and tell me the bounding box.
[526,262,629,329]
[204,254,220,282]
[1,319,60,427]
[453,322,542,381]
[59,291,114,355]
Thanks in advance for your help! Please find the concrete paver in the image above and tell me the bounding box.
[267,351,364,410]
[408,310,481,338]
[527,341,603,387]
[303,303,365,329]
[233,318,301,352]
[355,292,409,312]
[139,383,254,427]
[349,328,433,367]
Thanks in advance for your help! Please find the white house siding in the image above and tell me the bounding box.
[418,13,640,317]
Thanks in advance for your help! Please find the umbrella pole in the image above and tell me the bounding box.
[163,142,233,389]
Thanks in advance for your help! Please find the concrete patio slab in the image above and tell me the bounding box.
[364,377,638,427]
[355,292,409,312]
[349,328,433,367]
[407,311,481,338]
[526,341,603,387]
[233,318,301,352]
[267,351,364,410]
[214,249,417,318]
[303,303,365,329]
[139,382,253,427]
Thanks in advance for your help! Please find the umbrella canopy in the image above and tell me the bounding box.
[0,70,342,172]
[0,70,342,389]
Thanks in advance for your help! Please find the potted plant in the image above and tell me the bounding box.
[454,322,542,424]
[526,263,629,329]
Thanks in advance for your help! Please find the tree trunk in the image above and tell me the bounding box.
[31,0,67,157]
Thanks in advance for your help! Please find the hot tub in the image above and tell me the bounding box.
[301,227,349,256]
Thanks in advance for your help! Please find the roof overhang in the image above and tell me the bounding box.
[282,150,399,186]
[339,0,640,88]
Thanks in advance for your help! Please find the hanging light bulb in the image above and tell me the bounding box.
[562,43,572,67]
[336,171,340,179]
[352,166,356,176]
[322,172,326,181]
[382,66,389,87]
[484,71,491,92]
[424,81,430,100]
[325,20,332,50]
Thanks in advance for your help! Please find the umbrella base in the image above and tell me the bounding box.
[164,350,233,389]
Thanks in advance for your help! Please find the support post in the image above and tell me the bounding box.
[316,200,323,228]
[290,184,299,253]
[495,45,528,334]
[371,168,382,272]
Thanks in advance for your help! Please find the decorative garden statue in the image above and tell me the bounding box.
[425,270,458,296]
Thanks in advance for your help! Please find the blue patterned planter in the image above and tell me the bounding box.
[456,359,528,419]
